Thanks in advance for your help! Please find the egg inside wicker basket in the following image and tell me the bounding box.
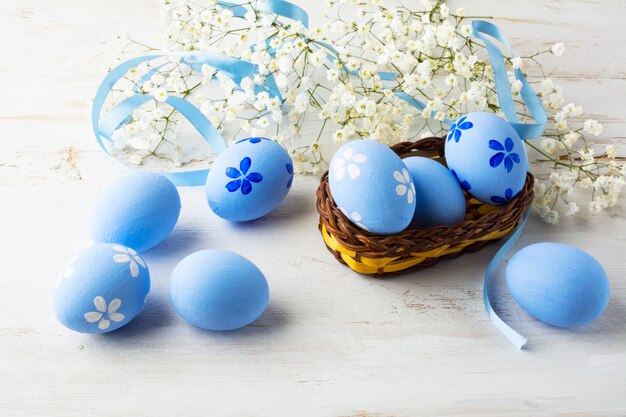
[316,137,534,276]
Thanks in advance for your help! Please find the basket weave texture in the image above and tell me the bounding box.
[316,137,534,276]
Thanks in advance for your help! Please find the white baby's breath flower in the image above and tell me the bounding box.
[130,137,150,150]
[578,147,595,162]
[583,119,603,136]
[153,88,169,102]
[332,128,346,145]
[129,155,142,165]
[460,24,472,37]
[589,200,603,215]
[444,74,457,87]
[564,202,580,216]
[541,138,557,155]
[605,145,616,159]
[563,131,579,147]
[551,42,565,57]
[105,0,622,222]
[555,120,568,132]
[511,57,523,70]
[544,209,559,224]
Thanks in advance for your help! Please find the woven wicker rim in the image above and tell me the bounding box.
[316,137,534,273]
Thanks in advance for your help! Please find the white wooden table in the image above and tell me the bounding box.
[1,1,625,415]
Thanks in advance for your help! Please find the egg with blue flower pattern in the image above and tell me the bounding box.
[506,242,610,328]
[90,172,181,252]
[328,139,416,234]
[54,244,150,334]
[170,250,269,331]
[205,137,294,222]
[444,112,528,205]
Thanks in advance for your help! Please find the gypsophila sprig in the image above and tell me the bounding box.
[108,0,624,221]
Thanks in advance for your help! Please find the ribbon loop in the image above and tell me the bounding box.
[92,50,286,185]
[472,20,547,140]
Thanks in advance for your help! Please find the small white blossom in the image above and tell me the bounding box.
[589,200,603,215]
[153,88,169,102]
[583,119,603,136]
[551,42,565,56]
[511,57,523,70]
[564,202,579,216]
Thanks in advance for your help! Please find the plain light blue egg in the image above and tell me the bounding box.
[205,137,294,222]
[90,172,181,252]
[170,250,269,331]
[506,242,610,328]
[328,140,416,234]
[444,112,528,205]
[403,156,466,229]
[53,244,150,334]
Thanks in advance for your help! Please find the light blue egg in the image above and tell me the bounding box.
[444,112,528,205]
[403,156,466,229]
[328,140,416,234]
[54,244,150,334]
[90,172,181,252]
[506,242,610,328]
[170,250,269,331]
[205,137,294,222]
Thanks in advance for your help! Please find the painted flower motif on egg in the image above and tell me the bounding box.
[488,137,521,173]
[83,296,126,331]
[328,140,416,235]
[205,137,293,222]
[393,168,415,204]
[444,112,528,205]
[447,115,473,143]
[53,244,150,334]
[332,147,368,180]
[225,157,263,195]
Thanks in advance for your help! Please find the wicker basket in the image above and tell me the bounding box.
[316,137,534,276]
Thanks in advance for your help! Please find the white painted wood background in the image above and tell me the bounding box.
[1,1,625,416]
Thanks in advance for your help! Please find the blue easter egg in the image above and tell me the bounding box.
[205,137,294,222]
[444,112,528,205]
[54,244,150,334]
[170,250,269,331]
[90,172,181,252]
[506,242,610,328]
[328,140,416,234]
[403,156,466,229]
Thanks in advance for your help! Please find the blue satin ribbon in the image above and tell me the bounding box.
[472,21,547,140]
[484,211,530,349]
[219,0,309,27]
[470,20,546,348]
[93,1,545,347]
[93,1,305,186]
[92,52,282,186]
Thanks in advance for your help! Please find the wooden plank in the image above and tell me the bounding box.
[0,1,625,416]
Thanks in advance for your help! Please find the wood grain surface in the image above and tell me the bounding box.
[0,1,625,416]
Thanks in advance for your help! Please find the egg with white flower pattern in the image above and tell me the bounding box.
[205,137,294,222]
[444,112,528,205]
[328,139,416,234]
[53,244,150,334]
[90,172,181,252]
